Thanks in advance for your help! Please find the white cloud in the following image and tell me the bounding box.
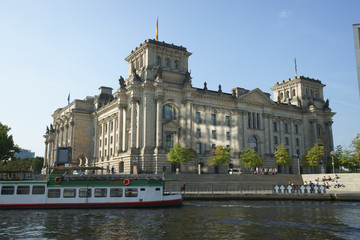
[279,10,292,18]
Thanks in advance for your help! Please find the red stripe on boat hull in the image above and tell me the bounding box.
[0,199,182,209]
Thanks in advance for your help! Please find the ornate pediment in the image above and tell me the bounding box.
[238,88,275,106]
[163,120,180,132]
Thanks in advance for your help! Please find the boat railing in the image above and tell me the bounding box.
[61,174,164,182]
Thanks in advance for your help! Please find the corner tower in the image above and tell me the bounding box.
[124,39,192,85]
[271,76,326,109]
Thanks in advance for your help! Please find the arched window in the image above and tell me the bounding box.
[156,56,161,66]
[286,91,290,98]
[280,92,284,99]
[249,135,258,152]
[292,89,296,96]
[163,105,177,120]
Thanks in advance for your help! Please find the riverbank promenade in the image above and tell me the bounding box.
[164,173,360,201]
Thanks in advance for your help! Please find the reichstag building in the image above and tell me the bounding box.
[42,39,335,174]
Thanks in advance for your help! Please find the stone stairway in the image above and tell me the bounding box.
[301,173,360,193]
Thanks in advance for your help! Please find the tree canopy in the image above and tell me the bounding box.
[0,122,20,161]
[207,145,231,166]
[0,157,44,173]
[304,144,324,167]
[274,143,292,167]
[239,148,263,169]
[168,143,194,164]
[351,134,360,162]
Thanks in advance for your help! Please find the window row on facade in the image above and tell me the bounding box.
[0,185,159,198]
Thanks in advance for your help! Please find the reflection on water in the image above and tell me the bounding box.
[0,201,359,239]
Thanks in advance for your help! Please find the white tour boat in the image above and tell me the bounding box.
[0,167,182,209]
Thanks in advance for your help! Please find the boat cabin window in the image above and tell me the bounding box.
[140,188,146,191]
[1,186,14,195]
[95,188,107,198]
[110,188,123,197]
[125,188,138,197]
[156,188,161,191]
[32,186,45,195]
[63,189,76,198]
[79,188,92,198]
[48,189,61,198]
[17,186,30,195]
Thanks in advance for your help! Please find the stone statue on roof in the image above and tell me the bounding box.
[119,76,126,89]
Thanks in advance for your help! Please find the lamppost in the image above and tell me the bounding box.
[330,151,336,174]
[296,154,300,175]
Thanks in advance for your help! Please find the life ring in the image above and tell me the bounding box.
[54,176,62,184]
[123,178,131,186]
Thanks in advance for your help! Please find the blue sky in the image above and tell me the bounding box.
[0,0,359,157]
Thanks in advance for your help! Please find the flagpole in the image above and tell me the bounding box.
[294,57,297,77]
[156,16,159,41]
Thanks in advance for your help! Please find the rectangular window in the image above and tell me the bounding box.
[32,186,45,195]
[212,130,216,139]
[48,189,61,198]
[196,129,201,138]
[63,189,76,198]
[252,113,255,129]
[110,188,123,197]
[111,136,113,144]
[79,188,92,198]
[125,188,138,197]
[273,122,278,132]
[295,125,299,134]
[226,132,230,140]
[212,144,216,149]
[195,112,201,123]
[296,149,300,156]
[196,142,201,154]
[95,188,107,198]
[284,123,288,133]
[165,133,174,152]
[225,116,230,126]
[1,186,14,195]
[211,114,216,125]
[248,112,251,128]
[285,137,289,145]
[17,186,30,195]
[296,138,300,146]
[257,113,260,129]
[274,136,278,145]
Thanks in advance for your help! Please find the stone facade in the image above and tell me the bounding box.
[43,39,335,174]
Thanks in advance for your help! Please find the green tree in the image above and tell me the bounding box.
[0,157,43,173]
[239,148,263,170]
[274,143,292,168]
[207,145,231,167]
[168,143,194,166]
[304,144,324,172]
[0,122,20,161]
[340,149,360,173]
[350,134,360,162]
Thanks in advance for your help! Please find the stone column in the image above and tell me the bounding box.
[118,106,123,153]
[130,98,137,149]
[185,100,193,148]
[155,96,163,148]
[122,107,128,151]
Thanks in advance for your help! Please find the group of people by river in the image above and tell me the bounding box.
[304,174,344,189]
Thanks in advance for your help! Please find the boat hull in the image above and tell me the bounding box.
[0,198,182,209]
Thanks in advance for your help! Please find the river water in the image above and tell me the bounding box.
[0,200,359,240]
